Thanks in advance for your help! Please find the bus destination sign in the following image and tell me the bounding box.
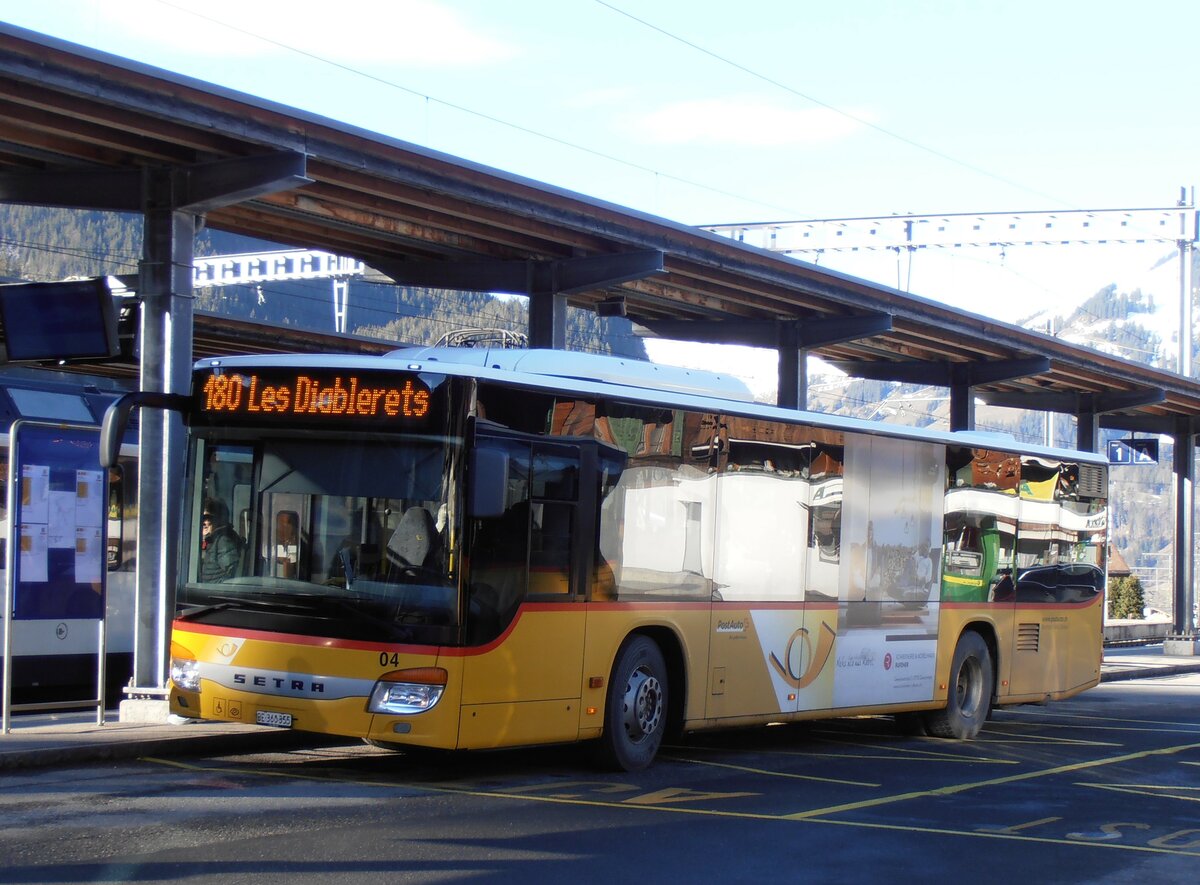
[195,368,435,426]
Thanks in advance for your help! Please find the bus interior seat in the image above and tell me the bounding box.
[387,506,439,571]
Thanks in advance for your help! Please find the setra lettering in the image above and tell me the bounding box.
[231,672,326,693]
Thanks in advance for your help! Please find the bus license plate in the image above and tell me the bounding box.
[256,710,293,728]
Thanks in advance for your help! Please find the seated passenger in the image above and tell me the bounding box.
[200,499,243,582]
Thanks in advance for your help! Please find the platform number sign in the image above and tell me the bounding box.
[1107,437,1159,465]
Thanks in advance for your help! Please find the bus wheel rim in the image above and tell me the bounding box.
[622,667,662,743]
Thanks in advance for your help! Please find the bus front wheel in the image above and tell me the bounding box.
[597,635,668,772]
[924,630,993,740]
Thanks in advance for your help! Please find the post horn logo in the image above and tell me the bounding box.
[769,621,836,689]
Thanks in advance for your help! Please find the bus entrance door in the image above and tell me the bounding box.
[460,439,590,750]
[705,469,817,721]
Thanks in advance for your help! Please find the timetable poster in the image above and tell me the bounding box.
[9,423,107,621]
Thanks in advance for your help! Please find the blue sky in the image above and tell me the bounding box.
[2,1,1197,384]
[4,1,1193,221]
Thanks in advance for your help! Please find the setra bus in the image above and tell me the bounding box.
[149,347,1107,770]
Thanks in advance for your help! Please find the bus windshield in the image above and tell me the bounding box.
[178,432,461,645]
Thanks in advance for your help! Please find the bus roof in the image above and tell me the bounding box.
[390,345,756,403]
[195,349,1109,465]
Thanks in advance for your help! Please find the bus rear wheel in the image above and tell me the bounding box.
[597,635,668,772]
[924,630,993,740]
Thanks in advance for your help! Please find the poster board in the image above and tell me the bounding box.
[2,421,108,731]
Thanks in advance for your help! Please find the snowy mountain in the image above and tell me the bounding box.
[1016,247,1187,372]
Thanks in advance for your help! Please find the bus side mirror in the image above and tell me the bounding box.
[100,390,191,467]
[469,448,509,519]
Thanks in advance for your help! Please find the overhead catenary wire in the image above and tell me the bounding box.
[590,0,1073,210]
[150,0,808,219]
[148,0,1073,220]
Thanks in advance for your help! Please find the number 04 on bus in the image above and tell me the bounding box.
[122,349,1106,771]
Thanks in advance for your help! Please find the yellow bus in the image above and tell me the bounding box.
[149,348,1107,770]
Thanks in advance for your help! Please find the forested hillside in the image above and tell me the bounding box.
[0,205,142,280]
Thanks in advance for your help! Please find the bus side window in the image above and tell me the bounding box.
[467,439,532,644]
[528,445,579,597]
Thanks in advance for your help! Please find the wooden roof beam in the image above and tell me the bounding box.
[633,312,891,350]
[830,356,1051,431]
[306,166,604,252]
[371,250,665,297]
[978,386,1167,415]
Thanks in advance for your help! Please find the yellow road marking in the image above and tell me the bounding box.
[987,714,1186,739]
[798,816,1200,856]
[623,787,758,806]
[663,755,879,787]
[972,733,1122,748]
[668,739,1015,766]
[977,815,1063,834]
[782,739,1200,820]
[141,754,1200,858]
[766,751,1011,764]
[809,720,1122,748]
[502,781,639,797]
[996,708,1200,734]
[1080,783,1200,803]
[143,755,789,820]
[809,735,1020,762]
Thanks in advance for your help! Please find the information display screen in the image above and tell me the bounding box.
[0,278,119,362]
[191,367,447,430]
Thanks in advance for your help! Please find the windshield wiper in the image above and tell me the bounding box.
[176,601,235,622]
[176,593,309,621]
[176,591,435,642]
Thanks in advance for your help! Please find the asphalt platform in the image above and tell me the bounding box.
[3,645,1199,772]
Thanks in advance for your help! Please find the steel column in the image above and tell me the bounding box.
[949,382,974,432]
[1173,418,1197,635]
[1076,410,1099,453]
[777,347,805,410]
[528,291,567,349]
[134,168,195,693]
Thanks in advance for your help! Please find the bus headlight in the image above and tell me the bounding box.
[368,668,447,714]
[170,657,201,693]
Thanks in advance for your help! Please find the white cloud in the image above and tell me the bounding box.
[101,0,517,65]
[626,96,869,147]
